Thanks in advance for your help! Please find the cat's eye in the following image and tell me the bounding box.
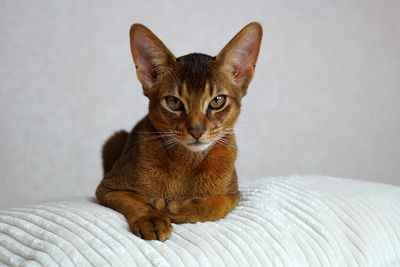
[165,96,184,111]
[209,95,227,110]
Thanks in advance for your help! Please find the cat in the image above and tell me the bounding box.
[96,22,262,241]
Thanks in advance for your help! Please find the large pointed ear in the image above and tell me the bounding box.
[216,22,262,91]
[129,24,176,94]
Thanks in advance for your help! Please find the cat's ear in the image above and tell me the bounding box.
[130,24,176,94]
[216,22,262,91]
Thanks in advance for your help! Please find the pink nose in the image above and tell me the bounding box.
[187,127,205,139]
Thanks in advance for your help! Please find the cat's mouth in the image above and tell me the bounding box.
[184,141,212,152]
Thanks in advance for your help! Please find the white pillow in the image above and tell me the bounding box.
[0,175,399,266]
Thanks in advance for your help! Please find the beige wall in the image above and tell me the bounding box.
[1,0,399,208]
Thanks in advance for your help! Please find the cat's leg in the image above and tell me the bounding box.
[152,193,240,224]
[100,191,173,241]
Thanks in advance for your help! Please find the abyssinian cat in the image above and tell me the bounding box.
[96,22,262,241]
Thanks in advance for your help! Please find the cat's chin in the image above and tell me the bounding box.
[183,142,213,152]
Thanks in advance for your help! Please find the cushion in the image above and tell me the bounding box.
[1,175,399,266]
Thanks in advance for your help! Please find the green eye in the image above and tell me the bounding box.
[166,96,184,111]
[209,95,227,110]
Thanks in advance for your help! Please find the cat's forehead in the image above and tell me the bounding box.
[177,53,214,73]
[176,53,215,94]
[156,53,234,101]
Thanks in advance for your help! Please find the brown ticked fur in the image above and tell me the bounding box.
[96,22,262,241]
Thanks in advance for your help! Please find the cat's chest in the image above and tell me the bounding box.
[140,144,234,199]
[163,160,204,199]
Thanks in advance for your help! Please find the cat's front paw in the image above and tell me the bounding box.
[129,213,173,241]
[152,198,201,223]
[152,198,184,214]
[152,198,171,212]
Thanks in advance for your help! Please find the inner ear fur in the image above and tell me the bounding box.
[129,24,176,94]
[216,22,263,92]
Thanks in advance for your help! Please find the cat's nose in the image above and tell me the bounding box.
[187,126,205,140]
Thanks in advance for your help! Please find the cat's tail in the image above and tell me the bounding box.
[102,130,129,175]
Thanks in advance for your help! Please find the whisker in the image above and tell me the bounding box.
[133,133,175,146]
[155,136,180,150]
[220,131,241,136]
[160,138,177,146]
[134,131,175,134]
[142,134,174,141]
[165,140,180,150]
[215,136,237,150]
[223,127,243,133]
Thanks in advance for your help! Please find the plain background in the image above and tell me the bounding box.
[1,0,399,208]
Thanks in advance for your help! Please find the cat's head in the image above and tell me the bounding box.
[130,22,262,152]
